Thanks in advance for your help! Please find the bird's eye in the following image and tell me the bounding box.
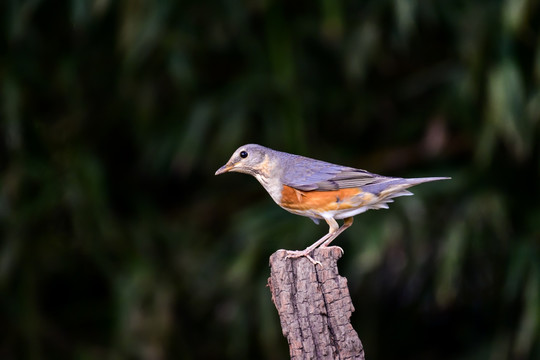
[240,151,248,158]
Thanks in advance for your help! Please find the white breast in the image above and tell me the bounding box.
[254,174,283,205]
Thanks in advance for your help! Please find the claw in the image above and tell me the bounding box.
[320,245,344,255]
[285,250,322,266]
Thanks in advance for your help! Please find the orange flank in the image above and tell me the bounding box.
[280,185,372,212]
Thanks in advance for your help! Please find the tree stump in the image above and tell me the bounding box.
[268,247,365,359]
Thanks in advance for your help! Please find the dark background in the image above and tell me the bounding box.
[1,1,539,359]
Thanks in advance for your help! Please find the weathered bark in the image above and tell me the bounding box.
[268,247,365,360]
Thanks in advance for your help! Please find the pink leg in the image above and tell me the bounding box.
[286,217,353,265]
[320,217,354,248]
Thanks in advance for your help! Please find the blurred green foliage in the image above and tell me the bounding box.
[1,0,539,359]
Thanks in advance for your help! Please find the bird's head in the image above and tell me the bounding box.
[215,144,270,177]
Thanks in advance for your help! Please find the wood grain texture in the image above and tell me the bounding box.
[268,247,365,359]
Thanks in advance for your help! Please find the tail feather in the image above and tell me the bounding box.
[391,190,414,197]
[375,177,449,202]
[358,176,449,211]
[402,177,451,185]
[363,176,450,197]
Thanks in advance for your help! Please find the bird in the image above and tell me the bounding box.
[215,144,449,264]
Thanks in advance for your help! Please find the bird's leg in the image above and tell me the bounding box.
[320,217,354,248]
[285,218,340,265]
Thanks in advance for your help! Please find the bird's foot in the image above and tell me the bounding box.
[319,245,344,255]
[285,250,322,266]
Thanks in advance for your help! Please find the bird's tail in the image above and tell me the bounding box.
[365,176,450,209]
[401,176,451,186]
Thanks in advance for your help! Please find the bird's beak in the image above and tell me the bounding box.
[215,163,234,175]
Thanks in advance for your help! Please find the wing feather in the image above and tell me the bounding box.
[280,154,391,191]
[277,151,449,193]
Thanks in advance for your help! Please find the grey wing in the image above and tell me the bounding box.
[281,155,392,191]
